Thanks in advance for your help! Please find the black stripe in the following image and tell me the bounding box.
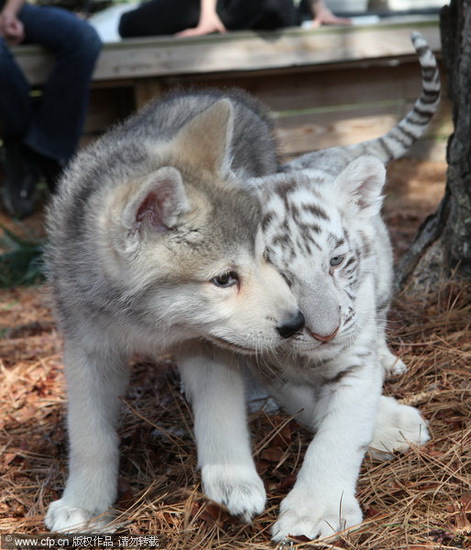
[396,123,418,142]
[421,91,440,104]
[272,234,291,249]
[415,44,428,57]
[298,222,322,234]
[421,67,437,81]
[262,211,274,231]
[377,137,394,160]
[323,365,360,385]
[388,129,412,148]
[343,256,357,270]
[304,233,323,252]
[275,180,297,198]
[345,289,356,300]
[304,204,329,220]
[359,232,373,257]
[290,203,300,222]
[304,239,312,255]
[412,106,435,119]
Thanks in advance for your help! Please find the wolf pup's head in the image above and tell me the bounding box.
[50,99,303,354]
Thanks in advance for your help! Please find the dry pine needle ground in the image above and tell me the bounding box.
[0,159,469,549]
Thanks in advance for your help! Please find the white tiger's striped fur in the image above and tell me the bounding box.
[282,30,440,377]
[182,32,438,543]
[247,158,396,540]
[236,32,439,541]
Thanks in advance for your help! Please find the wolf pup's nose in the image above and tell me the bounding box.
[276,310,305,338]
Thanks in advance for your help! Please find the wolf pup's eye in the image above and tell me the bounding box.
[263,248,271,263]
[212,271,239,288]
[330,255,344,267]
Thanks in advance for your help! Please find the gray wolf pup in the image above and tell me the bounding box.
[44,89,303,532]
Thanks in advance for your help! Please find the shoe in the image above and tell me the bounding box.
[2,140,40,219]
[40,156,63,194]
[27,147,64,194]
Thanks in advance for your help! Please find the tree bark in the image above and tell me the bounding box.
[395,0,471,293]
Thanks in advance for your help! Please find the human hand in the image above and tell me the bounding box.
[0,11,25,45]
[176,10,226,37]
[311,2,352,27]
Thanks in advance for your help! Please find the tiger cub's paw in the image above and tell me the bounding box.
[370,396,429,457]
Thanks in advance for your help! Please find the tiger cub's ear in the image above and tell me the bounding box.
[333,155,386,219]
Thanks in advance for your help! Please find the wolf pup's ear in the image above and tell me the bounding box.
[174,99,234,176]
[122,166,189,234]
[332,155,386,219]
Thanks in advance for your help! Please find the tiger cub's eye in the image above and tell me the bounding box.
[330,255,344,267]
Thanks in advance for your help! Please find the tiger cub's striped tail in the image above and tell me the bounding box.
[368,31,441,162]
[286,32,441,171]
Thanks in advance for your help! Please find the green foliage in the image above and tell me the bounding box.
[0,226,44,288]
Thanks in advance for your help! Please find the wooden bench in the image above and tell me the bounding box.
[12,16,449,161]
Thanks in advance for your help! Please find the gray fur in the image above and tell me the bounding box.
[46,89,279,339]
[44,89,300,533]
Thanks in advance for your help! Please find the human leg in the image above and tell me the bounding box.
[119,0,200,38]
[219,0,297,31]
[19,4,102,164]
[0,38,41,217]
[0,38,34,139]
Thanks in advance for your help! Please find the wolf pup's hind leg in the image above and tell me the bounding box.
[45,338,129,532]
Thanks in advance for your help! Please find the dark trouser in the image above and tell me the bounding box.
[119,0,298,38]
[0,4,102,163]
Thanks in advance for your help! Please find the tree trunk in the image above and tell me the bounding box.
[395,0,471,293]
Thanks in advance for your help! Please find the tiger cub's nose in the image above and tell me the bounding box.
[276,310,305,338]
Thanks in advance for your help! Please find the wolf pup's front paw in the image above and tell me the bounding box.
[201,463,266,522]
[45,499,115,533]
[271,488,362,542]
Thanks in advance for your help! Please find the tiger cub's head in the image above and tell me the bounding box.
[250,155,386,361]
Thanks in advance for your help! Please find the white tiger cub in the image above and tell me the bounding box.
[248,156,429,541]
[181,32,438,542]
[237,32,440,541]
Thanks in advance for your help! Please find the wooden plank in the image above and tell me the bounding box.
[156,59,448,118]
[133,78,164,108]
[275,101,451,161]
[276,115,447,156]
[12,17,439,85]
[92,19,441,79]
[274,98,452,135]
[279,139,446,164]
[165,64,437,112]
[83,86,134,133]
